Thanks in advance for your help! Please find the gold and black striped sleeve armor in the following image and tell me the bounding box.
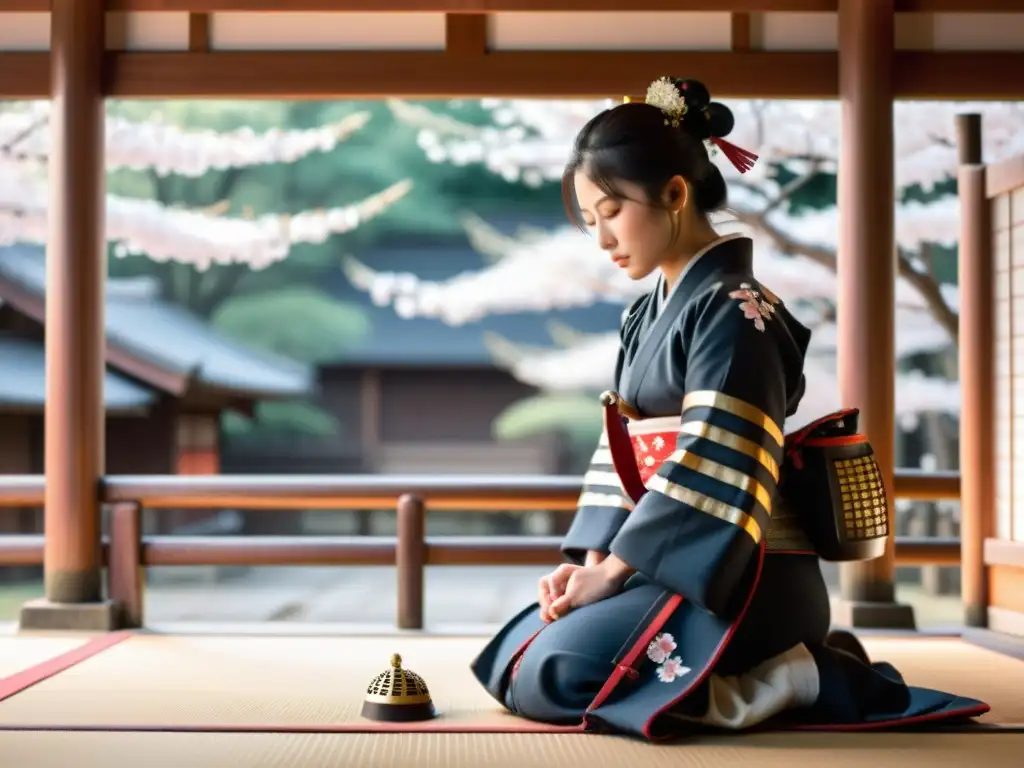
[609,282,790,617]
[561,428,635,565]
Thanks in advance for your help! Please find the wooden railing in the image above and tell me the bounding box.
[0,470,962,629]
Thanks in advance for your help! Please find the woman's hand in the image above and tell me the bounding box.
[538,563,579,623]
[543,555,635,621]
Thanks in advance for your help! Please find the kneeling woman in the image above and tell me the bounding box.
[469,77,989,741]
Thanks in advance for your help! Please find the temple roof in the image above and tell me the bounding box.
[0,333,154,413]
[0,244,313,403]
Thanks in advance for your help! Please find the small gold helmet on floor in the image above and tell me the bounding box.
[362,653,437,722]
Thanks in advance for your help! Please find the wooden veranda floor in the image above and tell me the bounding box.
[0,630,1022,767]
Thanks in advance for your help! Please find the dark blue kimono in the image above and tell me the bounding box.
[470,235,989,741]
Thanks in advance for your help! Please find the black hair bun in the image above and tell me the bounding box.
[676,79,710,110]
[669,77,735,141]
[704,102,734,139]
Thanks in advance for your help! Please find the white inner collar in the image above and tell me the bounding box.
[656,232,745,314]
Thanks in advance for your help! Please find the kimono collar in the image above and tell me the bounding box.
[658,232,747,309]
[618,234,754,406]
[671,234,752,301]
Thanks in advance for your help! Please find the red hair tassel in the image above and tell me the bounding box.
[710,136,759,174]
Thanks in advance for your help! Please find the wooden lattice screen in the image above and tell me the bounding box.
[987,153,1024,635]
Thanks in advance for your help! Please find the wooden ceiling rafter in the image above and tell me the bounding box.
[2,49,1023,100]
[731,12,752,51]
[189,12,212,52]
[445,13,487,57]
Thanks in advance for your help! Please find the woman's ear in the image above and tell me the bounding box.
[662,175,688,212]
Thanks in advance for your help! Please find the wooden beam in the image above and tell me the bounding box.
[4,0,1024,11]
[2,49,1024,101]
[0,52,48,98]
[103,50,840,98]
[897,0,1024,9]
[896,52,1024,100]
[96,50,1024,100]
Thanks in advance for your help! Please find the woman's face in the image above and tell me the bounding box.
[573,171,681,282]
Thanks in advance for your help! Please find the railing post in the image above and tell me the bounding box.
[107,502,144,628]
[956,112,994,628]
[396,494,426,630]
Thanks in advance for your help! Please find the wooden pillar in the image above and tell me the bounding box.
[172,412,221,532]
[20,0,116,631]
[356,370,383,536]
[833,0,914,629]
[176,413,222,475]
[956,113,993,628]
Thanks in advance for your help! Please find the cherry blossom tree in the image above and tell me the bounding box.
[0,99,416,438]
[0,100,411,273]
[345,98,1024,439]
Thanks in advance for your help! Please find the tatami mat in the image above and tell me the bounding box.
[0,636,87,679]
[859,637,1024,722]
[1,731,1023,768]
[0,636,522,728]
[0,635,1019,729]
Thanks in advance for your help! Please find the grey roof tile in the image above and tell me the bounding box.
[0,333,154,411]
[0,244,312,398]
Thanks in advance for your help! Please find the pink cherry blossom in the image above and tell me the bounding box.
[728,283,777,332]
[646,632,677,664]
[657,656,691,683]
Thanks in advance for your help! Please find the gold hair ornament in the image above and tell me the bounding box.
[621,77,760,174]
[644,77,689,127]
[621,77,688,127]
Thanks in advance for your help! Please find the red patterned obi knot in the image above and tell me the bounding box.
[627,416,680,484]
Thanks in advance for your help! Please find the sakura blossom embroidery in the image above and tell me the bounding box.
[728,282,777,332]
[646,632,677,664]
[657,656,692,684]
[645,633,692,683]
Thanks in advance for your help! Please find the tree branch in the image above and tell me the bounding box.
[186,166,247,317]
[760,163,822,217]
[732,205,959,342]
[0,112,48,158]
[144,169,178,296]
[896,248,959,341]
